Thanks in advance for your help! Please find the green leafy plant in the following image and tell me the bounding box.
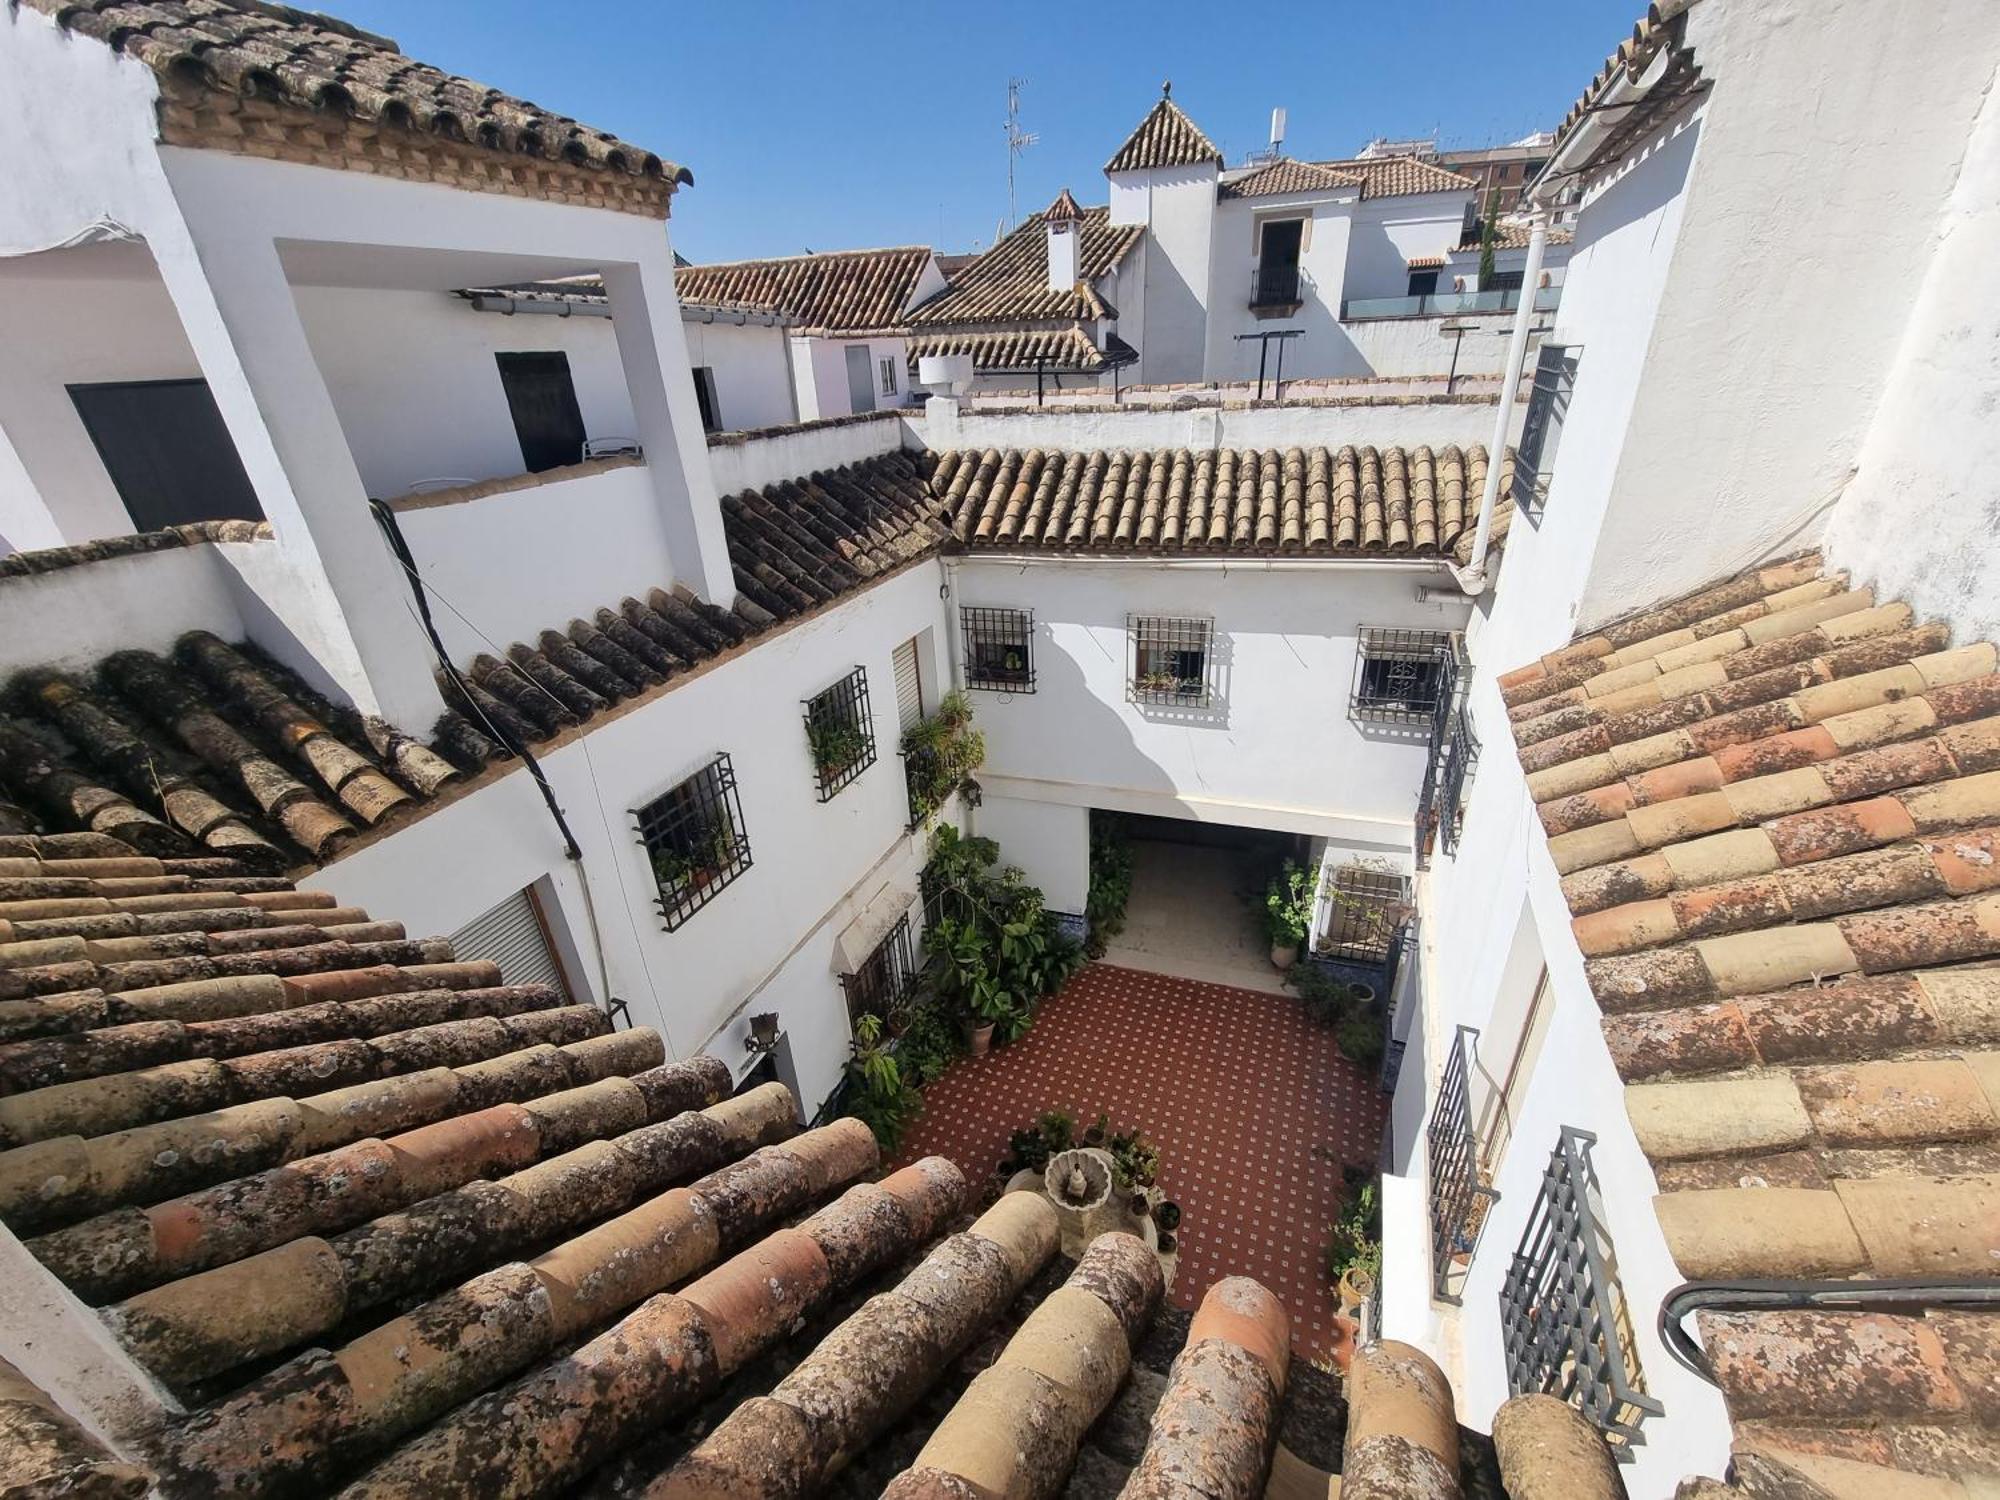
[901,691,985,828]
[806,715,868,779]
[1264,859,1316,948]
[1085,813,1134,958]
[844,1013,920,1151]
[1287,964,1354,1027]
[1327,1179,1383,1284]
[896,997,963,1087]
[1108,1128,1160,1191]
[1336,1011,1387,1071]
[919,827,1080,1050]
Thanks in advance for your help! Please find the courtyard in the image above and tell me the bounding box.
[894,960,1390,1363]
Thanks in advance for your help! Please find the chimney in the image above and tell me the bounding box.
[1043,187,1084,293]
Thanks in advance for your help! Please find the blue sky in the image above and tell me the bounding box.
[329,1,1641,262]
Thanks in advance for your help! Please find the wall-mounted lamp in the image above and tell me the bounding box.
[745,1012,782,1058]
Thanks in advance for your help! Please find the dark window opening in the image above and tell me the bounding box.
[1128,614,1214,706]
[1484,270,1525,294]
[1351,627,1454,723]
[804,665,877,801]
[840,912,919,1026]
[495,351,587,473]
[1254,218,1305,307]
[67,379,264,533]
[962,606,1034,692]
[634,753,752,930]
[1514,343,1580,524]
[691,366,721,433]
[1407,270,1440,298]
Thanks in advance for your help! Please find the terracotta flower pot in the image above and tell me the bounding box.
[1270,942,1300,971]
[966,1021,995,1057]
[1128,1192,1149,1218]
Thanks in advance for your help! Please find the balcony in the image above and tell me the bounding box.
[1425,1026,1499,1304]
[1249,264,1304,311]
[1341,286,1562,322]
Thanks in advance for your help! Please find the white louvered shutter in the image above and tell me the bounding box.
[450,889,569,1000]
[892,638,924,730]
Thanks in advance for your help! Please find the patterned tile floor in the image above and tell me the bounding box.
[892,962,1388,1363]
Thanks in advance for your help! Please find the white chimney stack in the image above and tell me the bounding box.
[1043,186,1083,293]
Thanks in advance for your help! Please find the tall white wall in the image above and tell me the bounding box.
[319,560,955,1119]
[1823,60,2000,647]
[1571,0,2000,630]
[1204,196,1363,380]
[1340,196,1471,304]
[681,317,797,433]
[976,794,1089,914]
[794,335,909,421]
[955,557,1470,847]
[1111,165,1219,384]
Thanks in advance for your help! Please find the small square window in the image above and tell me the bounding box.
[1128,615,1213,706]
[879,356,899,396]
[804,666,877,801]
[634,753,752,930]
[962,606,1034,692]
[1351,627,1454,724]
[841,912,919,1025]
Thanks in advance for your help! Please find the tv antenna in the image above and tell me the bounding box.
[1005,78,1038,228]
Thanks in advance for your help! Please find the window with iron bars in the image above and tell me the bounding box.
[1127,614,1213,706]
[1499,1126,1663,1458]
[1316,861,1410,966]
[1426,1025,1501,1304]
[634,753,752,931]
[1415,640,1477,866]
[803,666,876,801]
[962,606,1034,692]
[1351,627,1455,724]
[1512,343,1579,526]
[840,912,920,1026]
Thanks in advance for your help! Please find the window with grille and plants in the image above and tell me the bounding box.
[634,753,752,930]
[1128,614,1213,706]
[1316,859,1412,965]
[803,666,876,801]
[962,606,1034,692]
[1351,627,1455,724]
[841,912,920,1027]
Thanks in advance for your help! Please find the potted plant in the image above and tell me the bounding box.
[1152,1199,1181,1233]
[1128,1190,1150,1218]
[1084,1113,1108,1148]
[1264,859,1315,970]
[1158,1232,1177,1255]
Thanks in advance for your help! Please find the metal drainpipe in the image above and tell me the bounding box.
[1457,208,1550,596]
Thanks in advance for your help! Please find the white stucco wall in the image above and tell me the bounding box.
[706,412,912,498]
[681,316,797,433]
[1112,165,1219,385]
[1342,196,1473,304]
[1342,312,1551,381]
[1205,194,1364,381]
[0,545,247,674]
[794,335,910,421]
[955,557,1470,847]
[319,560,956,1119]
[976,793,1090,915]
[1570,0,2000,630]
[1823,59,2000,647]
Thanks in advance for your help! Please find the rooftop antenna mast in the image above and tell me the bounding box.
[1005,77,1038,228]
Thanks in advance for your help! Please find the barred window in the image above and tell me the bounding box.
[804,666,876,801]
[634,753,752,930]
[1351,627,1454,724]
[962,606,1034,692]
[1513,343,1579,524]
[1500,1127,1663,1457]
[1316,861,1410,965]
[840,913,919,1025]
[1127,615,1213,707]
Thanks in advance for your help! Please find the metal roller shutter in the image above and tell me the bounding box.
[450,888,569,1000]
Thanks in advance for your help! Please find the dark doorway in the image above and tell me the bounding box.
[495,351,587,472]
[67,378,263,533]
[1254,218,1304,306]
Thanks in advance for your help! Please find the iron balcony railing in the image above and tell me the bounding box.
[1415,637,1477,867]
[1341,286,1563,321]
[1499,1127,1665,1459]
[1251,263,1304,307]
[1426,1026,1500,1304]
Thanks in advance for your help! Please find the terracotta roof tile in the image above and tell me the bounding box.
[1547,2,1708,181]
[1312,154,1477,199]
[1499,547,2000,1482]
[1217,160,1362,201]
[19,0,689,198]
[1105,93,1225,173]
[909,207,1141,328]
[675,247,934,336]
[907,327,1134,375]
[1044,186,1086,221]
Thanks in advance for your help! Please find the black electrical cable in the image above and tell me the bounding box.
[368,497,581,862]
[1660,1278,2000,1383]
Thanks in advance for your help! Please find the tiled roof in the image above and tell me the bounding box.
[1105,92,1225,173]
[1498,550,2000,1488]
[0,632,468,868]
[1045,186,1086,221]
[19,0,689,193]
[1407,253,1449,271]
[934,444,1511,558]
[1457,221,1579,252]
[1312,154,1477,199]
[1549,1,1706,178]
[439,451,947,750]
[907,327,1135,375]
[0,521,271,581]
[675,247,935,336]
[908,207,1141,327]
[1217,160,1364,201]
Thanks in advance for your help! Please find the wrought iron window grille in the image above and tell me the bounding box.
[840,911,920,1025]
[962,606,1035,692]
[1351,627,1456,724]
[1499,1126,1665,1458]
[1316,862,1411,966]
[803,665,877,801]
[1427,1025,1501,1304]
[1415,640,1478,867]
[1513,343,1580,527]
[1127,614,1214,707]
[633,752,752,931]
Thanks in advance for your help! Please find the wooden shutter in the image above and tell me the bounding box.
[68,379,264,532]
[892,637,924,730]
[450,888,569,1000]
[494,351,587,472]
